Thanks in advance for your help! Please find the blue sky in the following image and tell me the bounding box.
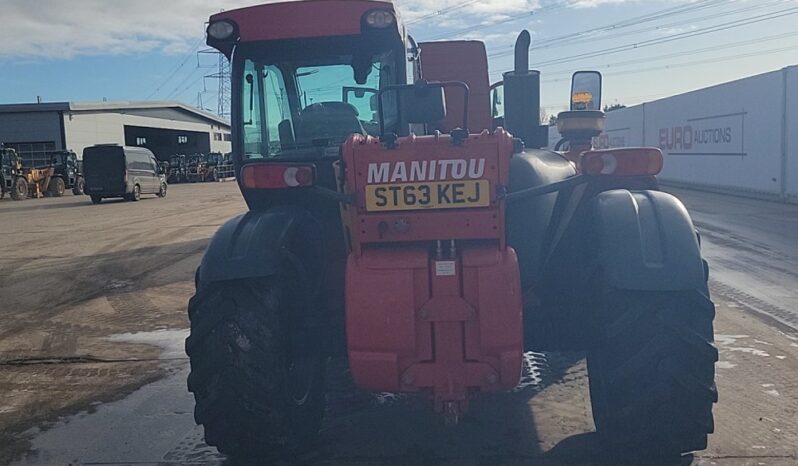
[2,0,797,120]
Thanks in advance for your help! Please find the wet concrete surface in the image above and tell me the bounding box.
[668,187,798,330]
[2,184,798,465]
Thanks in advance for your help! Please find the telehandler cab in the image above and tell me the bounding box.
[167,154,188,184]
[186,153,218,182]
[187,1,717,461]
[46,150,84,196]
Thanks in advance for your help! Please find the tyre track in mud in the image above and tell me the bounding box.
[0,184,247,463]
[0,193,237,343]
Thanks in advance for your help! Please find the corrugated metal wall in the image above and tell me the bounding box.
[548,65,798,202]
[785,67,798,200]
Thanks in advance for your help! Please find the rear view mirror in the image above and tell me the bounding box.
[352,55,373,85]
[571,71,602,111]
[378,81,469,139]
[399,83,446,124]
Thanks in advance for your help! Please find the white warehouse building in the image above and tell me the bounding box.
[0,101,231,167]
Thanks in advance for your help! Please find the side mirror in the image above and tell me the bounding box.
[570,71,602,111]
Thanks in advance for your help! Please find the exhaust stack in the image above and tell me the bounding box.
[502,30,546,149]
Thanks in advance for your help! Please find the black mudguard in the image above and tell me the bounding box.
[507,149,577,287]
[197,206,323,288]
[594,189,707,292]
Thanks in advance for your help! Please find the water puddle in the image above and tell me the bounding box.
[107,329,189,360]
[103,279,134,291]
[715,334,750,346]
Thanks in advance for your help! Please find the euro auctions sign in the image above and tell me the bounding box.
[658,112,746,157]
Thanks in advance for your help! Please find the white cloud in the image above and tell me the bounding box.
[0,0,264,59]
[0,0,641,60]
[397,0,542,22]
[567,0,638,7]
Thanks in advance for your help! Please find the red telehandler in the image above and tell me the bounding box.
[187,1,717,461]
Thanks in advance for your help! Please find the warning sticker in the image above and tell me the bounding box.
[435,261,456,277]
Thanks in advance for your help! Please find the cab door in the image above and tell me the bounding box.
[65,154,78,185]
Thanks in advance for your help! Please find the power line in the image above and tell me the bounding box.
[404,0,481,25]
[145,37,205,100]
[538,42,798,110]
[164,64,205,100]
[526,0,788,54]
[521,6,798,68]
[171,74,207,101]
[540,43,798,85]
[419,0,571,41]
[530,0,730,49]
[487,0,732,59]
[539,30,798,78]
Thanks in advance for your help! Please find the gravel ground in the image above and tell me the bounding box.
[1,183,797,465]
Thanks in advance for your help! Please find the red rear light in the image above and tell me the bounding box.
[580,148,663,176]
[240,163,315,189]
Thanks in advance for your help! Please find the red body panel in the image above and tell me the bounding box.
[343,129,524,413]
[417,41,492,134]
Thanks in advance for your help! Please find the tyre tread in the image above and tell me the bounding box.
[588,289,717,459]
[186,277,324,458]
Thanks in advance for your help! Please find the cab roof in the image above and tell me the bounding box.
[208,0,403,57]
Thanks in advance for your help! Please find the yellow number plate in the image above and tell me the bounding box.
[365,180,490,212]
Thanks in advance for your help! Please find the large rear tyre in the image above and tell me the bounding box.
[587,289,717,461]
[186,269,326,459]
[11,178,28,200]
[48,177,66,197]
